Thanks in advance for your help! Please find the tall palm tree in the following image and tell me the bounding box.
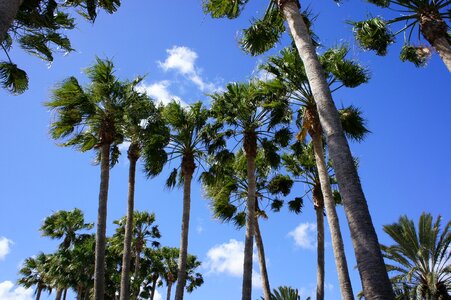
[264,286,301,300]
[117,84,168,300]
[203,149,293,300]
[210,81,291,300]
[381,213,450,299]
[351,0,451,70]
[18,252,52,300]
[46,58,128,300]
[203,1,394,297]
[263,45,369,300]
[162,101,218,300]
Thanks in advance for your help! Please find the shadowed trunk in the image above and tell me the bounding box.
[0,0,21,43]
[36,286,42,300]
[55,288,63,300]
[174,155,195,300]
[242,131,257,300]
[313,186,325,300]
[120,143,139,300]
[311,134,354,300]
[420,11,451,71]
[167,279,173,300]
[94,143,111,300]
[62,289,67,300]
[280,1,394,298]
[254,216,271,300]
[149,275,158,300]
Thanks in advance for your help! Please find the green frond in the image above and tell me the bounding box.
[338,105,370,142]
[0,62,28,94]
[352,17,394,56]
[240,5,285,56]
[288,197,304,214]
[367,0,391,7]
[202,0,249,19]
[270,199,284,212]
[166,168,179,189]
[267,174,293,196]
[400,44,431,67]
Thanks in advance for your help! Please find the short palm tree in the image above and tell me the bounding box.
[381,213,450,299]
[203,1,394,297]
[263,45,369,300]
[18,252,52,300]
[117,84,168,300]
[210,81,291,300]
[162,101,218,300]
[46,57,128,299]
[203,149,293,300]
[351,0,451,70]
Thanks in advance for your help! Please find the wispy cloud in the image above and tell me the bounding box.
[158,46,221,93]
[288,222,317,249]
[204,239,261,288]
[0,281,32,300]
[0,237,13,261]
[136,80,186,106]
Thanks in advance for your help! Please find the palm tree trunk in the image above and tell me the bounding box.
[36,287,42,300]
[280,1,394,298]
[254,217,271,300]
[311,134,355,300]
[167,281,173,300]
[119,146,138,300]
[313,190,325,300]
[242,133,257,300]
[55,288,63,300]
[0,0,21,43]
[149,276,158,300]
[62,288,67,300]
[420,12,451,71]
[174,167,194,300]
[94,143,111,300]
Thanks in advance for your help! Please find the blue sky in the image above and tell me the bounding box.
[0,0,450,299]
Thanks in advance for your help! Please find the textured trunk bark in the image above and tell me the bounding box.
[420,12,451,71]
[36,287,42,300]
[76,286,82,300]
[0,0,21,44]
[242,136,257,300]
[119,146,138,300]
[167,281,173,300]
[149,277,158,300]
[55,289,63,300]
[94,143,111,300]
[313,191,325,300]
[311,134,355,300]
[174,168,194,300]
[132,245,141,298]
[254,217,271,300]
[280,1,394,299]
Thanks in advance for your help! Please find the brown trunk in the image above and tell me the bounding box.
[242,131,257,300]
[149,276,158,300]
[167,280,173,300]
[313,186,325,300]
[280,1,394,298]
[420,11,451,71]
[254,216,271,300]
[94,143,111,300]
[311,134,355,300]
[174,155,195,300]
[55,288,63,300]
[0,0,21,44]
[120,143,139,300]
[76,286,83,300]
[36,286,42,300]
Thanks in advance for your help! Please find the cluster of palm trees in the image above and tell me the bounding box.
[18,209,203,300]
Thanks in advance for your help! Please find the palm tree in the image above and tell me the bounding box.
[262,45,369,300]
[351,0,451,70]
[18,252,52,300]
[203,149,293,300]
[203,1,394,297]
[381,213,450,299]
[162,101,218,300]
[210,81,291,300]
[46,58,129,300]
[113,211,162,299]
[263,286,302,300]
[117,84,168,300]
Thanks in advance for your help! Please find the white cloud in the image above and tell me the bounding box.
[158,46,220,93]
[288,222,317,249]
[0,237,13,260]
[0,281,32,300]
[204,239,262,288]
[136,80,186,106]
